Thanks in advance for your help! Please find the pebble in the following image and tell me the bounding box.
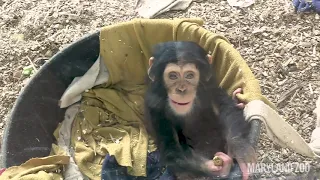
[311,39,318,45]
[292,123,298,130]
[220,17,230,22]
[13,71,21,78]
[45,50,53,57]
[314,30,320,36]
[262,71,268,77]
[300,42,312,48]
[284,43,295,51]
[53,24,60,29]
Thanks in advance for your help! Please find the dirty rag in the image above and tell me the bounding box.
[227,0,255,8]
[0,145,70,180]
[59,55,109,108]
[56,103,86,180]
[244,100,320,159]
[135,0,193,18]
[0,104,83,180]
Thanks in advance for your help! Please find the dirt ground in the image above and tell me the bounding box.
[1,0,320,179]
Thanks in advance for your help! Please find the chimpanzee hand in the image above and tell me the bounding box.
[204,152,233,178]
[232,88,245,109]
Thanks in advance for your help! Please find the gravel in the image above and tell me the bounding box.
[0,0,320,178]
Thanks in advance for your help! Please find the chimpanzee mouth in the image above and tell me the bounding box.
[171,100,190,106]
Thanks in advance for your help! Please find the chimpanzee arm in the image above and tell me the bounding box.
[212,86,256,163]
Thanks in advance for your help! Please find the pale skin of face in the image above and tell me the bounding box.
[148,55,249,180]
[163,62,200,116]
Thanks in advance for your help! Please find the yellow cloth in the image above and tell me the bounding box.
[0,18,275,179]
[0,144,69,180]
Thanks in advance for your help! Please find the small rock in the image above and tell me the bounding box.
[311,39,318,45]
[278,79,287,86]
[262,71,268,77]
[45,50,53,57]
[220,17,230,22]
[53,24,60,29]
[252,27,266,34]
[274,53,281,58]
[297,52,306,56]
[216,24,227,32]
[256,56,264,61]
[0,123,4,128]
[300,42,312,48]
[314,30,320,36]
[258,150,264,155]
[284,43,295,51]
[282,149,288,156]
[13,71,21,78]
[11,34,24,42]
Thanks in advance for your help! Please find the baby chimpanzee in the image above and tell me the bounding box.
[143,41,256,180]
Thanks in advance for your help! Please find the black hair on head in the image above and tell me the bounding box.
[149,41,212,82]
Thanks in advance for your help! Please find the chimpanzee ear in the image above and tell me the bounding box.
[206,54,213,81]
[207,54,213,64]
[149,57,154,67]
[148,57,155,81]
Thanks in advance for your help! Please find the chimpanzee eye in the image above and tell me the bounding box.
[169,72,178,80]
[185,72,194,79]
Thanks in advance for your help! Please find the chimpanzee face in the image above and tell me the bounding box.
[163,62,200,116]
[147,41,213,116]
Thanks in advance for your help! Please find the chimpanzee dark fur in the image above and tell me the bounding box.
[143,41,253,179]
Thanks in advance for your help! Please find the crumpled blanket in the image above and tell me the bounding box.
[0,145,70,179]
[59,55,109,108]
[1,18,320,180]
[56,103,86,180]
[0,103,84,180]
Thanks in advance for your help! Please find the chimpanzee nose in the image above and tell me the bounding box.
[176,86,187,94]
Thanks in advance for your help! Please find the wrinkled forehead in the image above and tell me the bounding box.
[164,63,198,72]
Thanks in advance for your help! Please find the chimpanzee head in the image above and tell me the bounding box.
[147,41,213,116]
